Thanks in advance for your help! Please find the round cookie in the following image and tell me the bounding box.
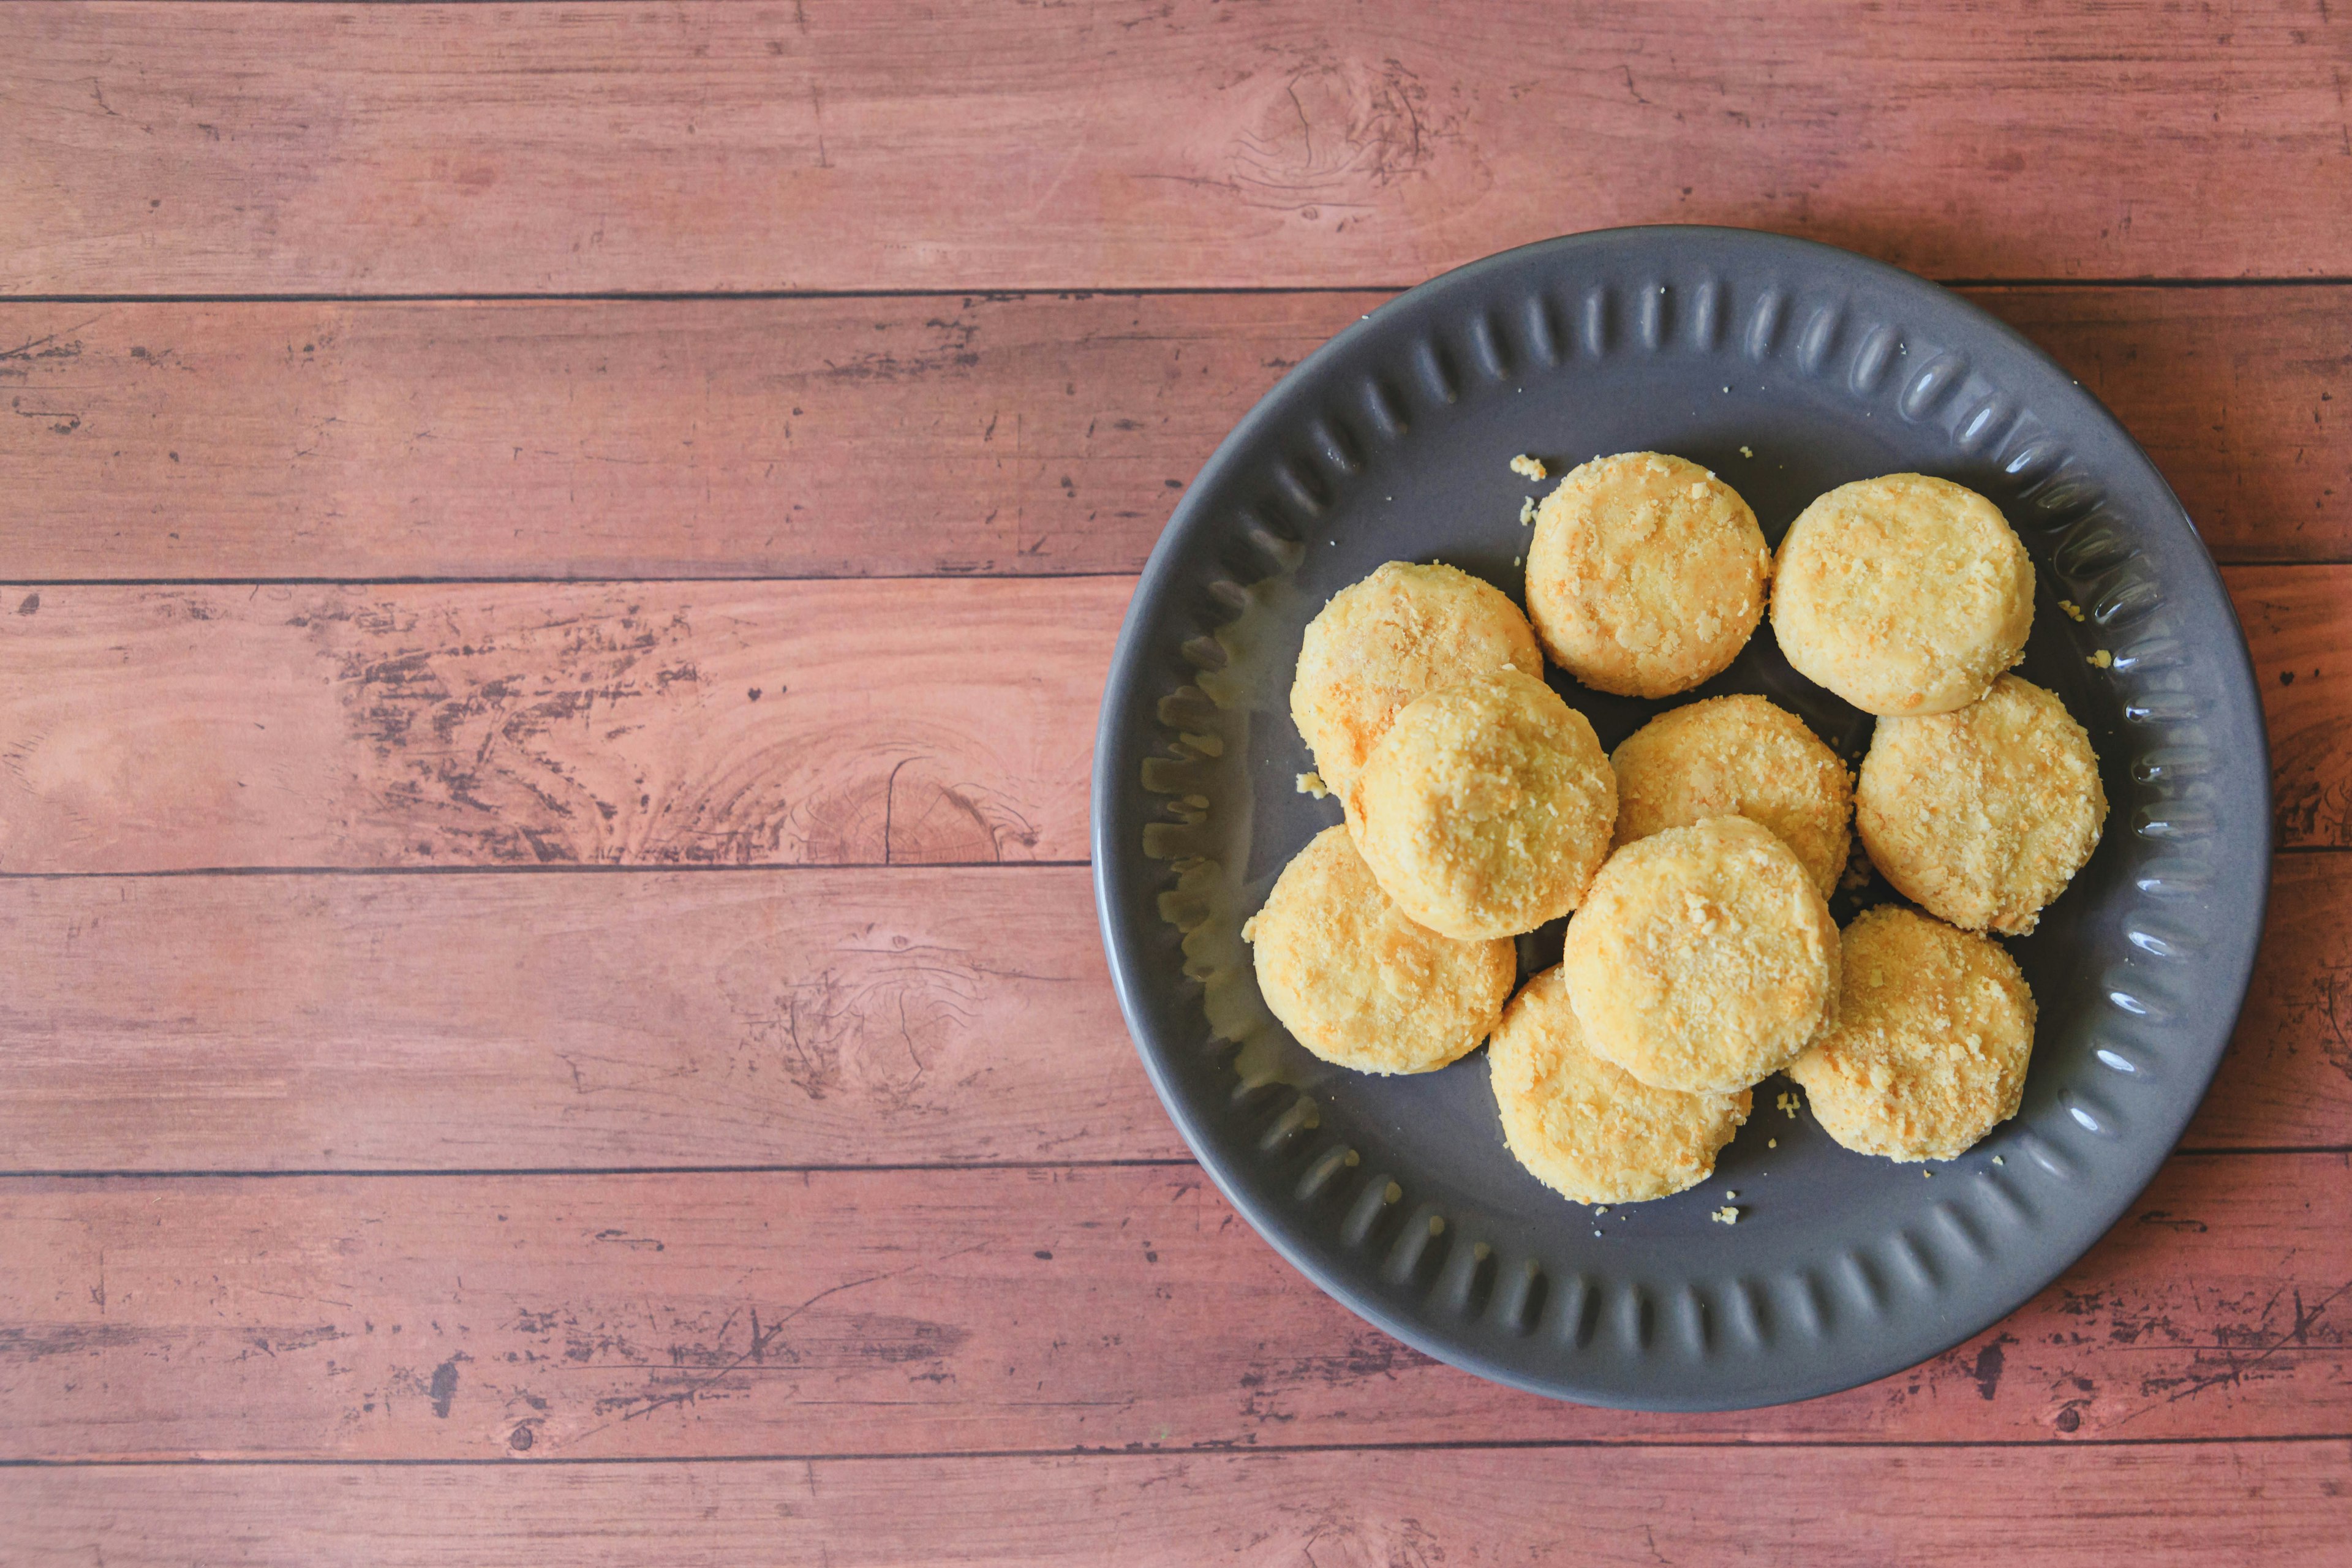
[1242,826,1516,1076]
[1611,694,1853,899]
[1348,668,1617,940]
[1290,560,1543,793]
[1856,674,2106,936]
[1490,965,1753,1204]
[1562,815,1840,1095]
[1524,451,1771,698]
[1772,473,2035,716]
[1787,905,2037,1161]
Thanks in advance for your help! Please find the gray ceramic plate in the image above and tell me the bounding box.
[1090,226,2269,1410]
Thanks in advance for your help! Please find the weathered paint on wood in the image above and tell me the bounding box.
[0,567,2337,871]
[0,855,2335,1174]
[6,2,2349,293]
[9,1441,2350,1566]
[1,1155,2342,1459]
[1,287,2342,579]
[0,294,1357,581]
[2239,566,2352,849]
[0,867,1169,1171]
[0,578,1121,872]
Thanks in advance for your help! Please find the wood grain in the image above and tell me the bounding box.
[0,295,1365,580]
[2,1155,2345,1459]
[0,867,1170,1172]
[0,578,1120,872]
[6,2,2349,295]
[2238,566,2352,849]
[0,567,2338,872]
[2195,850,2352,1149]
[1970,287,2352,564]
[2,287,2344,579]
[9,1442,2350,1567]
[0,854,2335,1175]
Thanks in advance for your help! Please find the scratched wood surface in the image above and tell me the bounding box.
[2,1156,2345,1459]
[0,578,1118,872]
[0,852,2342,1174]
[10,1443,2351,1567]
[0,568,2342,875]
[7,0,2351,1558]
[6,1,2351,292]
[2,287,2345,579]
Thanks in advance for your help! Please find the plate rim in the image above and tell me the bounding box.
[1089,222,2273,1411]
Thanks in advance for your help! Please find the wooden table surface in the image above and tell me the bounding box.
[3,2,2349,1561]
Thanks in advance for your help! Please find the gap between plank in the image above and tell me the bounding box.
[0,846,2339,881]
[1,1433,2346,1469]
[7,277,2352,306]
[0,860,1093,880]
[0,1148,2331,1181]
[2,559,2343,586]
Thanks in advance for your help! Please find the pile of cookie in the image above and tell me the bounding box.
[1242,453,2108,1208]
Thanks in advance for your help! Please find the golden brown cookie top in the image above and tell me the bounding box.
[1290,560,1542,794]
[1855,674,2106,935]
[1490,966,1753,1205]
[1610,693,1854,899]
[1787,905,2037,1161]
[1524,451,1770,698]
[1771,473,2034,716]
[1347,668,1618,941]
[1562,815,1841,1094]
[1242,826,1517,1076]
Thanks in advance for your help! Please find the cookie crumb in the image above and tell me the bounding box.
[1740,445,1754,458]
[1992,1155,2005,1166]
[1711,1206,1740,1225]
[1519,496,1536,526]
[2059,600,2086,622]
[1776,1090,1802,1118]
[1509,453,1547,481]
[1724,1189,1737,1200]
[2088,649,2113,669]
[1767,1137,1777,1148]
[1295,770,1330,799]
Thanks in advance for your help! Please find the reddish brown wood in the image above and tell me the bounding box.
[0,855,2333,1174]
[1972,287,2352,564]
[2191,850,2352,1149]
[2,288,2343,579]
[0,1155,2343,1459]
[2237,567,2352,848]
[0,867,1172,1171]
[8,1441,2349,1566]
[0,578,1121,872]
[0,568,2335,873]
[6,2,2350,295]
[0,295,1366,579]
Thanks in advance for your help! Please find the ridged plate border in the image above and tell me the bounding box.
[1090,226,2271,1411]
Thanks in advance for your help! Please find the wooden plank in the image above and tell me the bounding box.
[1971,287,2352,565]
[0,854,2334,1175]
[0,578,1119,872]
[0,1155,2343,1458]
[4,2,2348,294]
[2,287,2342,580]
[2237,565,2352,850]
[2190,850,2352,1150]
[0,567,2339,873]
[0,295,1368,581]
[7,1442,2348,1567]
[0,867,1175,1172]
